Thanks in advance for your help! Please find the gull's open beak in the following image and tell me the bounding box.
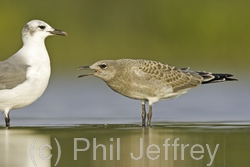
[77,66,94,78]
[78,66,90,70]
[49,29,68,36]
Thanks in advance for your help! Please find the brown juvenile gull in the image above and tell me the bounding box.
[0,20,67,129]
[78,59,237,127]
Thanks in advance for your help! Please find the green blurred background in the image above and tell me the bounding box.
[0,0,249,75]
[1,2,250,166]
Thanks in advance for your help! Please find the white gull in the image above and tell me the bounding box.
[0,20,67,129]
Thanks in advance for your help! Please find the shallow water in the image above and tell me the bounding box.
[0,124,250,167]
[0,76,249,167]
[1,76,249,126]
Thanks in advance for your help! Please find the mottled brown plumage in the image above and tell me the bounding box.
[78,59,237,127]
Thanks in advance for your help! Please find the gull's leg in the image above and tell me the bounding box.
[147,105,153,127]
[141,100,147,127]
[4,111,10,129]
[147,100,158,127]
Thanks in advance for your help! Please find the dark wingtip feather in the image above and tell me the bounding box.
[198,72,238,84]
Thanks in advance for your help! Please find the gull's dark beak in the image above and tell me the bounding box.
[77,66,90,70]
[77,66,94,78]
[49,29,68,36]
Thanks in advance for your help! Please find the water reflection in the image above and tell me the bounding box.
[1,124,249,167]
[0,129,51,167]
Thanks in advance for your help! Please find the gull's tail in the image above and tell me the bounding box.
[197,71,238,84]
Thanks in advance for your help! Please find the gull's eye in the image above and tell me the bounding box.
[99,63,107,69]
[38,25,46,30]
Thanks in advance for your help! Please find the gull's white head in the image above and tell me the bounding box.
[22,19,67,44]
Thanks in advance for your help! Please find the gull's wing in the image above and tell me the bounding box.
[134,60,203,92]
[0,60,29,90]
